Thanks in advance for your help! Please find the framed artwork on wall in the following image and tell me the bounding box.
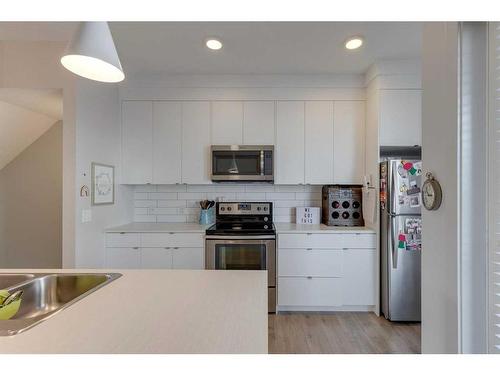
[91,162,115,205]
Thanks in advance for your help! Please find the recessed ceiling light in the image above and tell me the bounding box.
[345,37,364,50]
[206,38,223,50]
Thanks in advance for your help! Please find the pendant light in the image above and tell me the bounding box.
[61,22,125,83]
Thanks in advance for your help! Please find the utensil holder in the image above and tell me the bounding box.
[199,206,215,225]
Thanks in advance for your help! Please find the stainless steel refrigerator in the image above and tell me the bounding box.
[380,159,422,322]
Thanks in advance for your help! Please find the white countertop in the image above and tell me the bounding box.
[106,222,211,233]
[0,269,268,354]
[275,223,376,234]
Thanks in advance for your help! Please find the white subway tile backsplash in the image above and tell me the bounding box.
[178,192,207,200]
[135,185,157,193]
[158,200,187,208]
[134,200,157,208]
[275,185,305,192]
[265,192,296,200]
[134,208,148,215]
[236,192,267,201]
[148,192,177,200]
[134,192,149,200]
[134,214,157,222]
[157,184,187,192]
[132,184,323,223]
[246,184,276,193]
[149,207,179,215]
[157,215,187,223]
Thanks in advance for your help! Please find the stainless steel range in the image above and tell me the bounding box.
[205,202,276,313]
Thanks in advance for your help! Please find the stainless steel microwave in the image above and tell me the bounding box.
[211,145,274,182]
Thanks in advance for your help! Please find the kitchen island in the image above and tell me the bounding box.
[0,269,268,354]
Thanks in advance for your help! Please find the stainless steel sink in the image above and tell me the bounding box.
[0,274,35,289]
[0,272,121,336]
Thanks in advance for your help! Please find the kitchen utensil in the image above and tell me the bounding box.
[0,290,22,320]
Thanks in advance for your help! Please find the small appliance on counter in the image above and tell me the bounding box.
[322,185,364,226]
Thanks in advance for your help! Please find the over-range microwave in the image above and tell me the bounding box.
[211,145,274,182]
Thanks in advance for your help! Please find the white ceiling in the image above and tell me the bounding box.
[0,22,422,77]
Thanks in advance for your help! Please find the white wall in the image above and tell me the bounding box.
[0,121,62,268]
[460,22,488,354]
[421,22,460,354]
[0,40,77,268]
[75,80,133,268]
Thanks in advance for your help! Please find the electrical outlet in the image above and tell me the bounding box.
[81,209,92,223]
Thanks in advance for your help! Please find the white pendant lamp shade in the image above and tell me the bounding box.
[61,22,125,83]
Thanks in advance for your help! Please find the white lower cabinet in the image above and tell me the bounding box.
[277,232,376,311]
[278,277,343,307]
[105,247,141,269]
[141,247,173,269]
[105,232,204,270]
[172,247,204,270]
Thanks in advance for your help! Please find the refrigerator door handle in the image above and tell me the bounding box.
[391,216,398,269]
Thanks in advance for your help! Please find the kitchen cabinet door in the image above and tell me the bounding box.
[333,101,365,184]
[276,101,305,184]
[152,102,182,184]
[243,101,275,145]
[121,101,153,184]
[172,247,204,270]
[342,248,376,306]
[141,247,173,269]
[379,89,422,146]
[211,101,243,145]
[105,247,141,269]
[305,101,334,184]
[182,101,212,184]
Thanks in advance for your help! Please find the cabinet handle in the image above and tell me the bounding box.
[173,247,179,250]
[306,248,313,251]
[307,276,313,280]
[306,233,312,236]
[169,232,175,235]
[120,232,126,235]
[132,247,139,250]
[164,247,170,250]
[342,248,348,250]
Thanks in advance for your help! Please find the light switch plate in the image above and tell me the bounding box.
[81,209,92,223]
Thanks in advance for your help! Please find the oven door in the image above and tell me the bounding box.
[205,237,276,287]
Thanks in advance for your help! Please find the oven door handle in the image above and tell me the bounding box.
[205,235,276,241]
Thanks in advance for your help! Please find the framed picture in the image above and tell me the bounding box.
[91,162,115,205]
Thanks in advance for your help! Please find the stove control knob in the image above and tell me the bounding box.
[257,207,261,211]
[263,206,268,211]
[227,207,232,211]
[264,225,269,229]
[264,217,269,222]
[220,207,225,212]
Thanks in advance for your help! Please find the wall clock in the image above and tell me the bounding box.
[421,172,442,210]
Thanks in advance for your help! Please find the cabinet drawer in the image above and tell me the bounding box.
[278,233,341,249]
[278,277,343,307]
[105,233,140,248]
[105,247,141,269]
[341,233,376,248]
[278,249,342,277]
[141,233,204,248]
[172,248,204,270]
[141,247,173,269]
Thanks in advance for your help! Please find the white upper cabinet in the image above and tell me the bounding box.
[121,101,153,184]
[276,101,305,184]
[152,102,182,184]
[333,101,365,184]
[305,101,334,184]
[379,89,422,146]
[243,101,275,145]
[182,101,212,184]
[211,101,243,145]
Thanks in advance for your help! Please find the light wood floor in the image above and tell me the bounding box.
[268,312,421,354]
